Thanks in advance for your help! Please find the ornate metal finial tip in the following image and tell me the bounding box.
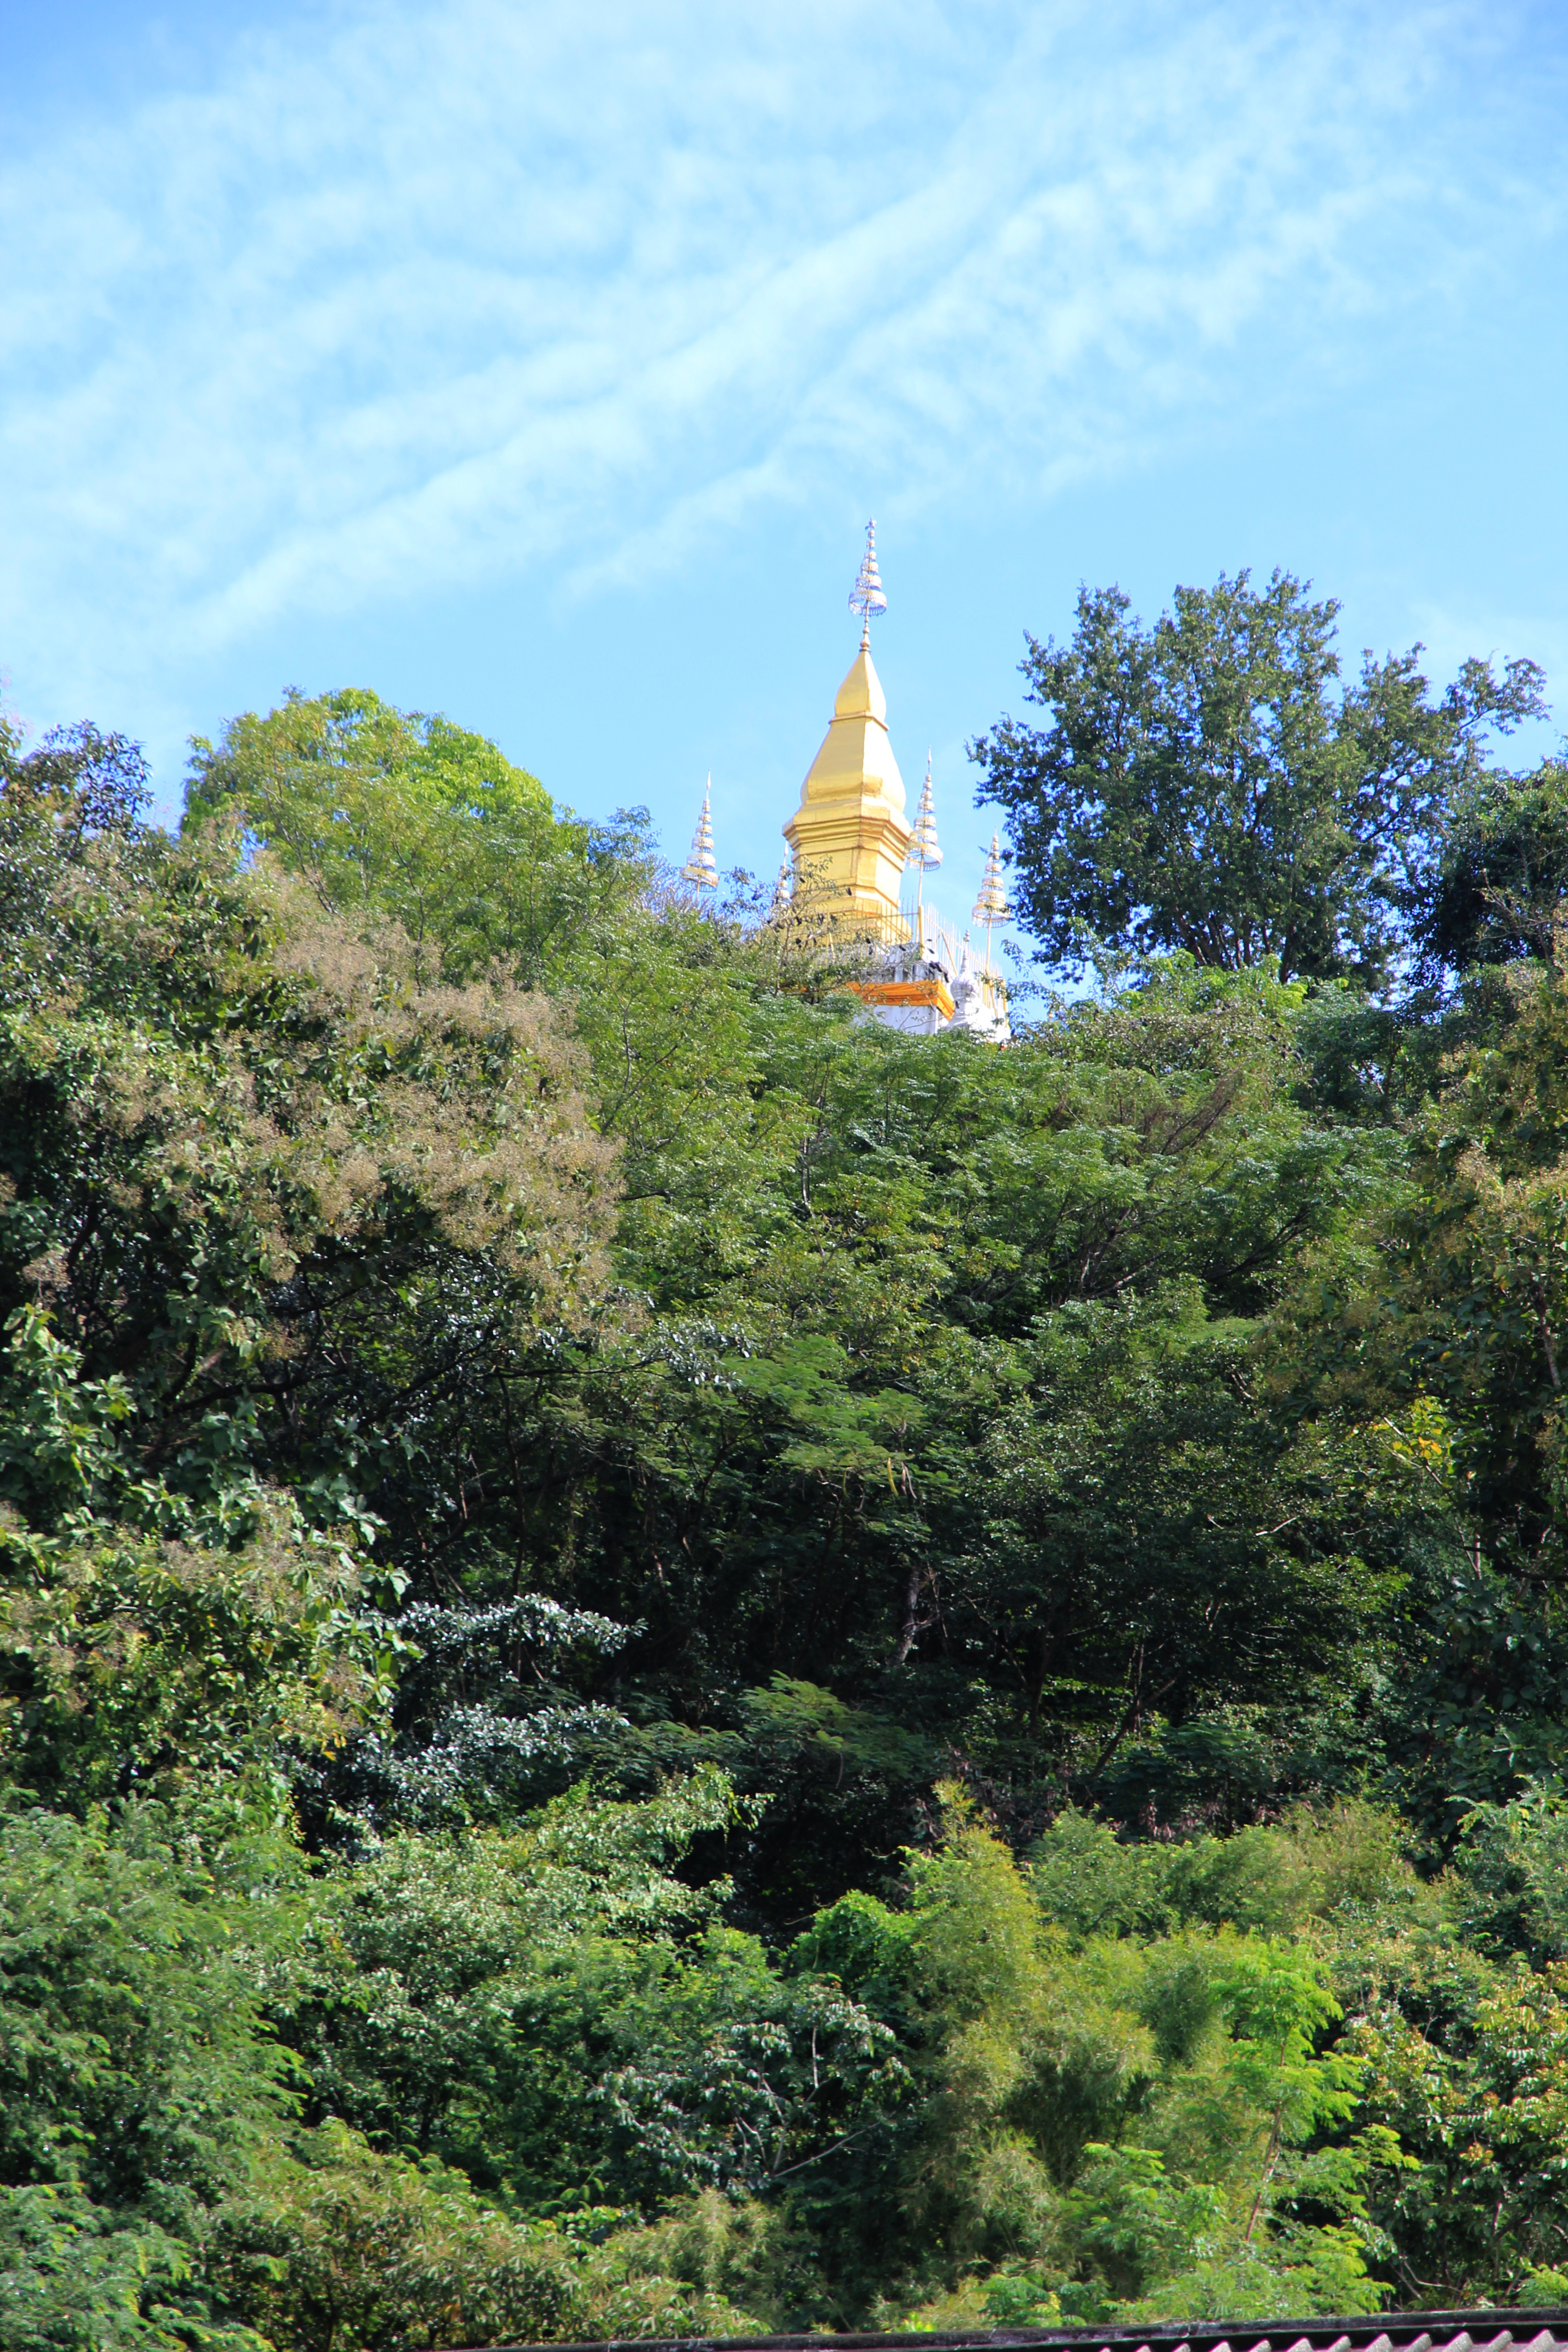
[848,517,887,634]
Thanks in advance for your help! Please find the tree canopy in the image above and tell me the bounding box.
[972,569,1545,984]
[185,685,650,985]
[7,621,1568,2346]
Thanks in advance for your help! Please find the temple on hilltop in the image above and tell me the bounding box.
[680,522,1010,1041]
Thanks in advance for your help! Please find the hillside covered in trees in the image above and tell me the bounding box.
[10,573,1568,2350]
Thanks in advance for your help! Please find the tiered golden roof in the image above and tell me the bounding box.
[783,638,912,926]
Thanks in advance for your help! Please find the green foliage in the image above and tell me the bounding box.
[0,1308,394,1806]
[205,2123,782,2352]
[0,1799,287,2350]
[807,1797,1409,2329]
[262,1770,902,2219]
[1412,759,1568,981]
[974,569,1544,984]
[205,2125,588,2352]
[184,686,648,986]
[6,614,1568,2342]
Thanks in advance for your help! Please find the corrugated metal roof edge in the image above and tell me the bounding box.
[440,2308,1568,2352]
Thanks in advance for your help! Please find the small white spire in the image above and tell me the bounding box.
[848,519,887,650]
[905,751,943,946]
[681,774,718,890]
[771,856,794,916]
[907,753,942,874]
[972,831,1012,970]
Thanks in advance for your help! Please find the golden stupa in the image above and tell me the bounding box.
[783,522,911,931]
[740,519,1009,1042]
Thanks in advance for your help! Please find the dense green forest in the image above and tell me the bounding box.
[10,571,1568,2351]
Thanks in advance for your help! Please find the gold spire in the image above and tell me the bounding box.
[681,774,717,890]
[784,524,911,926]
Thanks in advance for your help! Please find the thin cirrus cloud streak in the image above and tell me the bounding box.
[0,0,1553,718]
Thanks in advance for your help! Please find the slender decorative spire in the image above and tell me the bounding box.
[972,831,1012,970]
[905,752,943,946]
[681,774,718,890]
[772,857,794,916]
[848,518,887,650]
[907,754,942,875]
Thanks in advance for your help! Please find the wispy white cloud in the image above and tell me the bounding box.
[0,0,1558,715]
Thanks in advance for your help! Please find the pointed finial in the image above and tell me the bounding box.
[973,832,1011,926]
[848,519,887,649]
[904,751,943,947]
[906,754,943,875]
[681,774,718,890]
[973,831,1012,971]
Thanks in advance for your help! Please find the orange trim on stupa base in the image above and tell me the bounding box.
[846,976,956,1021]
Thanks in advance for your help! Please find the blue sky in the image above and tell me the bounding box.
[3,0,1566,952]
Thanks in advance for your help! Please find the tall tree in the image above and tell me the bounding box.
[1408,757,1568,982]
[184,686,650,985]
[971,570,1544,985]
